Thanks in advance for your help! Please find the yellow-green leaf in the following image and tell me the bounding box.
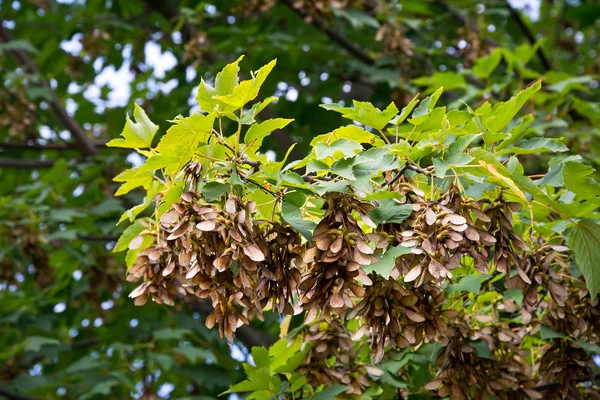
[106,104,158,149]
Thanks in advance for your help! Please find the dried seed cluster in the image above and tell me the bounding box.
[299,193,376,322]
[128,192,302,342]
[125,172,598,399]
[296,319,370,395]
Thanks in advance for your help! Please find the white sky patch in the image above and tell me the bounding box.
[66,98,78,116]
[145,41,177,79]
[39,125,56,140]
[84,45,134,110]
[157,383,174,398]
[147,77,178,95]
[205,4,217,14]
[266,150,276,161]
[60,33,83,56]
[186,66,197,82]
[285,87,298,102]
[507,0,541,21]
[229,343,245,362]
[126,152,145,167]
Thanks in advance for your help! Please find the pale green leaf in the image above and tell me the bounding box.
[472,49,502,79]
[393,94,419,126]
[498,138,568,155]
[367,199,412,224]
[214,59,277,109]
[155,112,216,175]
[239,96,278,124]
[114,219,146,252]
[363,245,411,278]
[282,201,316,241]
[448,274,490,295]
[244,118,293,152]
[563,162,600,201]
[310,125,375,146]
[314,138,362,160]
[321,100,398,130]
[409,87,443,125]
[568,219,600,299]
[106,104,158,148]
[483,81,541,132]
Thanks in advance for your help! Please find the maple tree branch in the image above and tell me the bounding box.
[0,141,105,151]
[0,387,40,400]
[0,24,98,157]
[432,0,498,48]
[533,373,599,391]
[0,158,55,168]
[280,0,375,66]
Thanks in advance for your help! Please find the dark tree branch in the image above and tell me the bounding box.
[0,158,54,168]
[0,24,98,157]
[142,0,197,43]
[0,387,41,400]
[433,0,498,48]
[533,373,599,391]
[383,162,429,187]
[280,0,376,66]
[0,141,105,151]
[505,1,552,71]
[76,234,119,242]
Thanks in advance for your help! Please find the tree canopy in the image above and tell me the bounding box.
[1,1,599,400]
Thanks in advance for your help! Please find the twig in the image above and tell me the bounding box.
[383,162,428,187]
[0,24,98,157]
[505,1,552,71]
[302,174,333,182]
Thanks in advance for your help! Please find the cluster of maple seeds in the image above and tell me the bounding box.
[295,318,371,395]
[128,192,303,342]
[125,172,598,398]
[427,316,541,400]
[298,193,377,322]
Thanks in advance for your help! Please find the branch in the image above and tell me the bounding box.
[76,234,119,242]
[505,1,552,71]
[280,0,375,65]
[0,141,105,151]
[0,158,54,168]
[383,162,429,187]
[0,24,98,157]
[142,0,197,43]
[0,387,41,400]
[432,1,498,48]
[533,373,599,391]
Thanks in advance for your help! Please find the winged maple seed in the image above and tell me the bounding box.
[298,193,377,322]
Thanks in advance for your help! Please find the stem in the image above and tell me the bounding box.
[377,129,391,144]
